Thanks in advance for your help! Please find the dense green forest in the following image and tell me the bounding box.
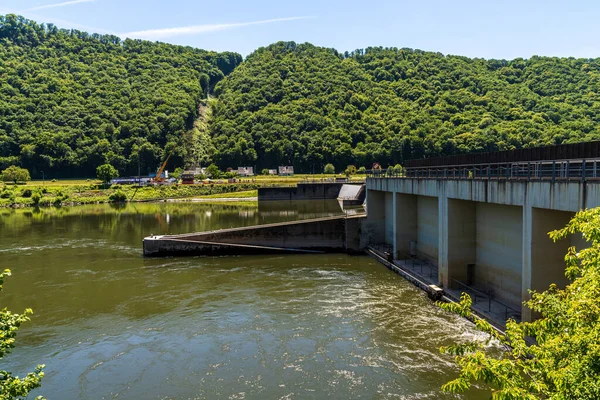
[211,42,600,171]
[0,15,241,177]
[2,15,600,176]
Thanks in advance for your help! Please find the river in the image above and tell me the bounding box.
[0,201,489,399]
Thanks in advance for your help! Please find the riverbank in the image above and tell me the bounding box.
[0,175,366,208]
[0,183,261,208]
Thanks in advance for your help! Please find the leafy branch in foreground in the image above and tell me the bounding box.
[0,269,45,400]
[439,207,600,399]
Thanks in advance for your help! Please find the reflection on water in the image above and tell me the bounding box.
[0,202,488,399]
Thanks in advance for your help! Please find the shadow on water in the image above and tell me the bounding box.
[0,201,489,399]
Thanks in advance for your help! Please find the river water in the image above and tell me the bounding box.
[0,201,489,399]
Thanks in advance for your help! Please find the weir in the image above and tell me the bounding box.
[366,154,600,323]
[143,214,366,256]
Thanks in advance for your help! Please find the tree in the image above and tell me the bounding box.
[96,164,118,184]
[0,269,45,399]
[1,166,31,184]
[171,167,184,180]
[344,165,357,177]
[206,163,221,179]
[324,163,335,174]
[439,207,600,399]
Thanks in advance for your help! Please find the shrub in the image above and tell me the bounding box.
[31,191,41,205]
[109,190,127,202]
[21,188,32,198]
[324,163,335,174]
[357,166,366,174]
[51,179,57,182]
[261,168,270,175]
[344,165,357,177]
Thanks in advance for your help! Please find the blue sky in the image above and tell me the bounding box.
[1,0,599,59]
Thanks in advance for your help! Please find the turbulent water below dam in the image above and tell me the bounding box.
[0,201,490,399]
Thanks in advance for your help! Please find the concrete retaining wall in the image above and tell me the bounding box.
[258,183,363,201]
[144,215,366,256]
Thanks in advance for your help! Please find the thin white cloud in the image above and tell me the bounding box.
[123,16,313,41]
[24,0,96,12]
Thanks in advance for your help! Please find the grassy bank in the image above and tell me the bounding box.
[0,174,366,208]
[194,190,258,199]
[0,182,261,208]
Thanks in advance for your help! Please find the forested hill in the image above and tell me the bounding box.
[3,16,600,178]
[211,42,600,171]
[0,15,242,177]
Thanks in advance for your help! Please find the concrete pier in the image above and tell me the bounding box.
[367,178,600,322]
[144,215,366,257]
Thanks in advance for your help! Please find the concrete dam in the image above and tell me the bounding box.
[143,142,600,325]
[144,183,366,256]
[368,154,600,323]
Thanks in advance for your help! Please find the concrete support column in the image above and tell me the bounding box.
[521,203,533,322]
[385,192,394,246]
[438,194,448,286]
[393,193,417,259]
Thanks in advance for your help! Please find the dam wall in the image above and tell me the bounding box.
[144,215,366,257]
[367,177,600,321]
[258,182,363,201]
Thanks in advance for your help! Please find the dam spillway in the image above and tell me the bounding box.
[143,214,366,256]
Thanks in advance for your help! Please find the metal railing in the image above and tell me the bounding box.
[367,158,600,182]
[398,254,438,280]
[452,279,521,321]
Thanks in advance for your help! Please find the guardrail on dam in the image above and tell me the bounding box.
[365,156,600,323]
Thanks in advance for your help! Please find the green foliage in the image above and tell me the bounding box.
[439,208,600,399]
[206,164,221,178]
[1,166,30,184]
[211,42,600,172]
[20,188,32,198]
[0,269,45,399]
[96,164,118,183]
[261,168,270,175]
[108,190,127,202]
[31,191,41,205]
[0,186,11,198]
[0,15,241,178]
[344,165,357,177]
[357,166,366,174]
[323,163,335,174]
[171,167,184,180]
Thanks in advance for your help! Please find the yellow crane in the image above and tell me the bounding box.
[151,153,172,184]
